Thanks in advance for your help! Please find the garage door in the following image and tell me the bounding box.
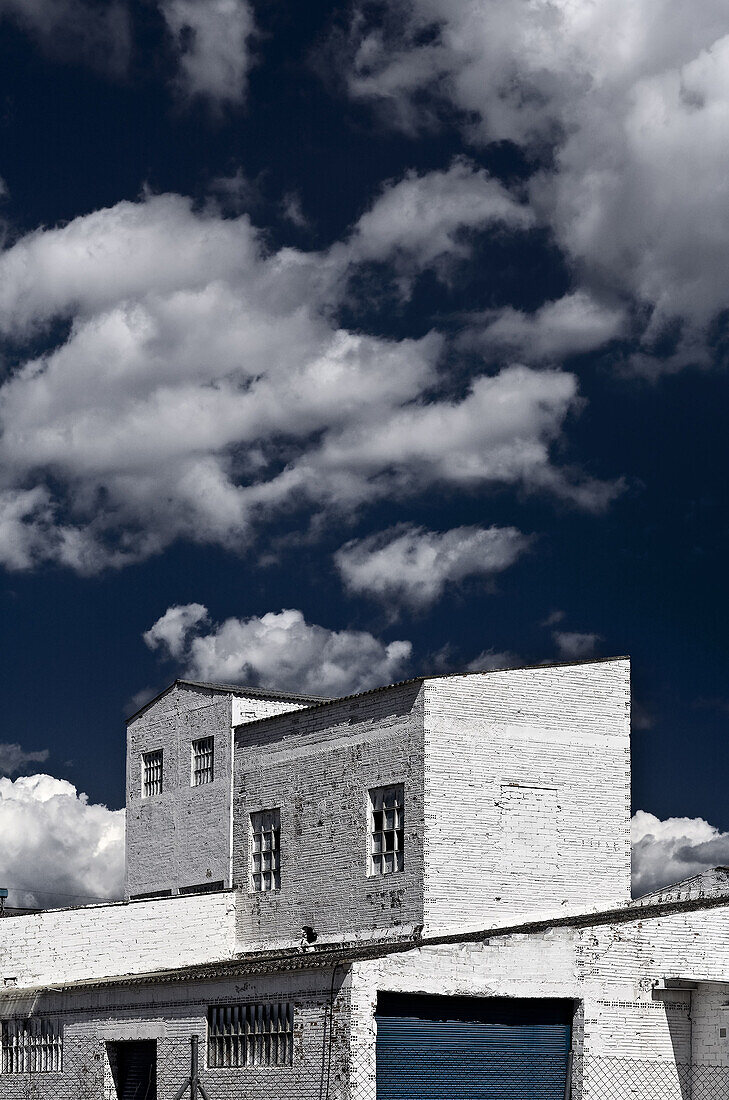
[376,994,572,1100]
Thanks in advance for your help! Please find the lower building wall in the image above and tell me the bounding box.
[348,904,729,1100]
[2,903,729,1100]
[0,969,350,1100]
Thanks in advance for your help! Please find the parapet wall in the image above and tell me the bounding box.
[0,891,237,989]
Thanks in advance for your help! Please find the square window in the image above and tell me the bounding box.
[192,736,214,786]
[249,809,280,892]
[1,1019,63,1073]
[369,784,404,876]
[207,1003,293,1067]
[142,750,163,798]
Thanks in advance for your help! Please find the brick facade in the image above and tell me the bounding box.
[125,682,314,898]
[423,660,631,932]
[2,657,729,1100]
[232,681,425,947]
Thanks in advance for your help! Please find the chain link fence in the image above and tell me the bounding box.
[573,1054,729,1100]
[0,1036,342,1100]
[3,1041,729,1100]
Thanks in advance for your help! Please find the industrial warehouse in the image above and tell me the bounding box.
[0,656,728,1099]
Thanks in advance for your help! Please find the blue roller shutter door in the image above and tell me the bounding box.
[376,995,571,1100]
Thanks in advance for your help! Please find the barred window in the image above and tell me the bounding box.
[208,1004,293,1068]
[369,784,404,875]
[249,808,280,892]
[1,1019,62,1074]
[142,750,163,797]
[192,736,214,786]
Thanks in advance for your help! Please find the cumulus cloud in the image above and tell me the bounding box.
[283,364,618,513]
[143,602,209,660]
[0,774,124,908]
[632,810,729,896]
[160,0,255,105]
[463,292,626,363]
[0,0,130,73]
[144,604,412,697]
[341,0,729,357]
[553,630,602,659]
[342,158,533,286]
[335,523,531,609]
[0,187,612,573]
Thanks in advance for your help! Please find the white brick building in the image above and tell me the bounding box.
[1,656,728,1099]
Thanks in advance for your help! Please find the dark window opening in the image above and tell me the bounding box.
[179,881,224,895]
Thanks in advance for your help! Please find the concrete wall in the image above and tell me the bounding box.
[422,659,632,933]
[232,683,426,949]
[0,892,236,989]
[126,684,311,898]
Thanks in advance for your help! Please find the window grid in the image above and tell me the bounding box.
[142,750,163,798]
[208,1004,293,1068]
[192,736,214,786]
[369,784,405,876]
[250,809,280,892]
[1,1019,62,1074]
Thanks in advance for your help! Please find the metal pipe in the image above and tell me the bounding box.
[191,1035,199,1100]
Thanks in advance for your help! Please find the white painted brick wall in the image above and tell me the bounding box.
[1,892,729,1099]
[127,662,630,937]
[423,659,632,932]
[126,684,311,898]
[0,892,236,989]
[232,682,426,948]
[349,900,729,1100]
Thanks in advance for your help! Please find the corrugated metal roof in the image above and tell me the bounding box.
[1,881,725,998]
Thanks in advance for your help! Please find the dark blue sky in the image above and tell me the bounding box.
[0,0,728,845]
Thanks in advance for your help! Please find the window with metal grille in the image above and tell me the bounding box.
[192,736,214,786]
[249,808,280,892]
[207,1004,293,1068]
[369,784,404,875]
[1,1019,62,1073]
[142,749,163,798]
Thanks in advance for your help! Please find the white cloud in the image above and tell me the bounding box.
[335,523,531,609]
[0,195,259,338]
[465,649,521,672]
[160,0,255,105]
[632,810,729,896]
[282,193,309,229]
[144,604,412,697]
[553,630,602,659]
[0,774,124,908]
[342,158,533,284]
[342,0,729,355]
[0,189,612,573]
[143,602,209,660]
[0,743,49,776]
[463,292,626,362]
[290,363,619,513]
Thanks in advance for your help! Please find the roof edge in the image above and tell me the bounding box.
[233,655,630,734]
[126,679,325,723]
[6,879,727,997]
